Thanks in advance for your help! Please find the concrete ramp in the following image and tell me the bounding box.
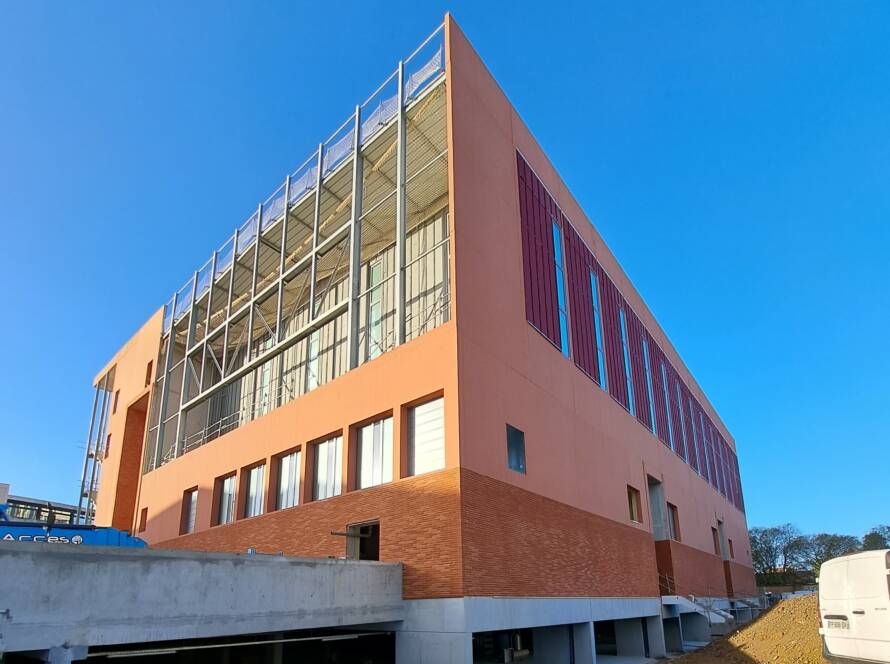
[0,542,403,656]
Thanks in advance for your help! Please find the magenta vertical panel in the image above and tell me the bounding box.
[667,365,687,462]
[599,270,629,409]
[648,335,670,446]
[625,308,651,431]
[564,221,597,380]
[516,153,560,349]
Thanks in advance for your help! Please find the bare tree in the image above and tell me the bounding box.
[862,525,890,551]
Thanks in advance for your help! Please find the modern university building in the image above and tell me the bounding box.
[53,14,758,664]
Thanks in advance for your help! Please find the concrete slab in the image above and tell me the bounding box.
[0,542,403,654]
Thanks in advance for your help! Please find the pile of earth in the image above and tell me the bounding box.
[673,594,823,664]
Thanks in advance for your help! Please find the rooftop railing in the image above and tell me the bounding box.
[162,23,445,333]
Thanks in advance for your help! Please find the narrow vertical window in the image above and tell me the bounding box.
[367,260,384,360]
[712,527,721,555]
[675,382,688,459]
[667,502,681,541]
[688,401,702,473]
[216,475,235,525]
[313,435,343,500]
[642,337,657,434]
[619,308,635,415]
[627,485,642,523]
[589,271,608,390]
[660,363,675,450]
[138,507,148,532]
[244,464,265,518]
[305,330,320,392]
[551,220,570,357]
[357,417,393,489]
[277,450,301,509]
[699,412,712,485]
[408,397,445,476]
[181,488,198,534]
[506,424,526,474]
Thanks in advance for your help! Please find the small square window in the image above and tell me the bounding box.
[506,424,526,474]
[627,485,642,523]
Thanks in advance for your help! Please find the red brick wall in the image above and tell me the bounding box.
[156,468,463,599]
[111,395,148,532]
[460,470,661,598]
[727,559,759,597]
[659,538,730,597]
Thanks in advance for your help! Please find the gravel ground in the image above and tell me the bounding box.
[673,595,824,664]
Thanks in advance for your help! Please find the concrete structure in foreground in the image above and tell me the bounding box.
[0,542,402,661]
[63,13,759,663]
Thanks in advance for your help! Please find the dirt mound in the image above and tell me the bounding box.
[674,595,824,664]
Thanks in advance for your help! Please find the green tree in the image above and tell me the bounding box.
[862,526,890,551]
[804,533,861,571]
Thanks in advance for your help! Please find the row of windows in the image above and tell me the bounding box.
[173,397,445,533]
[519,153,745,514]
[625,483,734,559]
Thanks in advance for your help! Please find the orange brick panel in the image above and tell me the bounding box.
[460,470,660,598]
[156,468,463,600]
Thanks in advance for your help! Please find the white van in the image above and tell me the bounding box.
[819,549,890,663]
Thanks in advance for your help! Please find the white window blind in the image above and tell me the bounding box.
[357,417,393,489]
[244,464,265,518]
[218,475,235,525]
[277,450,301,509]
[313,436,342,500]
[408,397,445,476]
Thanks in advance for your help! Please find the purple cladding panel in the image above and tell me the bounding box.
[517,153,560,349]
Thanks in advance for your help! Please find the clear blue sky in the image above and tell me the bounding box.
[1,2,887,537]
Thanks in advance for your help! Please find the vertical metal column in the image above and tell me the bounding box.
[76,384,100,523]
[246,204,263,363]
[201,250,219,387]
[347,107,364,370]
[85,373,110,524]
[395,61,407,345]
[275,176,290,342]
[221,230,239,375]
[154,293,179,469]
[173,272,199,457]
[308,145,325,319]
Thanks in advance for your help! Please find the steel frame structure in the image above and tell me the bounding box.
[142,24,449,472]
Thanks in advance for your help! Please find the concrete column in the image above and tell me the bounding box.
[664,617,684,653]
[645,615,667,658]
[42,646,88,664]
[615,618,646,657]
[572,622,597,664]
[532,625,571,662]
[680,612,711,643]
[395,631,472,664]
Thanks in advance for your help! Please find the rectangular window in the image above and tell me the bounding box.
[112,390,120,414]
[627,485,642,523]
[243,464,265,518]
[367,260,384,360]
[104,433,112,459]
[589,271,608,390]
[660,363,675,450]
[216,475,236,525]
[506,424,526,474]
[667,502,680,541]
[181,488,198,534]
[711,527,721,555]
[145,361,153,387]
[642,337,657,434]
[408,397,445,476]
[688,401,701,472]
[699,412,712,485]
[313,435,343,500]
[619,308,635,415]
[356,417,393,489]
[729,538,735,559]
[138,507,148,533]
[305,330,321,392]
[277,450,301,509]
[551,220,570,357]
